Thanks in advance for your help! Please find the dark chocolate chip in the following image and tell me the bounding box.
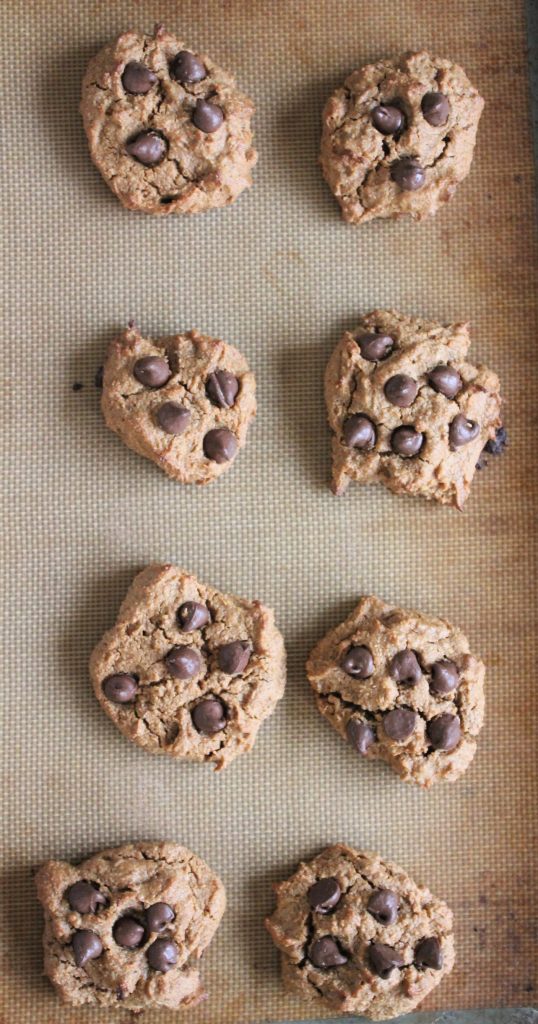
[389,650,422,686]
[145,902,175,933]
[384,374,418,408]
[371,104,404,135]
[346,719,375,755]
[341,645,374,679]
[177,601,210,632]
[102,673,138,704]
[113,916,145,949]
[421,92,450,127]
[428,365,462,399]
[126,130,167,166]
[449,413,480,449]
[203,427,238,463]
[72,929,103,968]
[415,936,443,970]
[309,936,348,968]
[133,356,171,388]
[383,707,417,742]
[192,697,227,735]
[307,877,342,914]
[391,158,426,191]
[66,881,106,915]
[164,645,202,680]
[192,99,224,133]
[430,659,459,696]
[206,370,239,409]
[218,641,251,676]
[368,942,404,979]
[342,415,376,450]
[155,402,190,435]
[367,889,400,925]
[427,713,461,751]
[485,426,508,456]
[390,426,424,457]
[146,937,178,973]
[72,382,83,392]
[122,61,157,95]
[94,365,104,389]
[171,50,206,84]
[356,332,394,362]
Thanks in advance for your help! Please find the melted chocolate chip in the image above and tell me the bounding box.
[192,697,227,735]
[155,402,190,435]
[356,332,394,362]
[307,877,342,914]
[367,889,399,925]
[309,936,348,968]
[122,61,157,95]
[421,92,450,127]
[342,414,376,450]
[126,130,167,166]
[346,719,375,755]
[384,374,418,408]
[203,427,238,463]
[415,936,443,970]
[390,426,424,457]
[389,650,421,686]
[72,929,103,968]
[383,708,417,742]
[66,881,106,915]
[428,365,462,399]
[102,673,138,704]
[427,713,461,751]
[146,937,178,972]
[485,426,508,456]
[192,99,224,133]
[449,413,480,449]
[113,916,145,949]
[371,104,404,135]
[164,646,202,680]
[171,51,206,84]
[391,158,426,191]
[177,601,210,632]
[430,659,459,696]
[206,370,239,408]
[145,902,175,933]
[368,942,404,978]
[133,356,171,388]
[218,641,251,676]
[341,645,374,679]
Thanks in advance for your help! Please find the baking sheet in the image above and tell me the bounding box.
[1,1,537,1021]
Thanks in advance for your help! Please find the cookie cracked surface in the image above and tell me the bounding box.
[320,50,483,224]
[90,564,286,769]
[81,25,257,215]
[265,844,454,1020]
[102,324,256,484]
[307,595,485,787]
[35,841,225,1010]
[325,309,502,508]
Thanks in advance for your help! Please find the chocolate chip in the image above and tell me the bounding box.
[192,697,227,735]
[485,425,508,456]
[66,881,106,915]
[449,413,480,449]
[171,50,206,84]
[307,877,342,914]
[427,713,461,751]
[428,365,462,399]
[391,158,426,191]
[206,370,239,409]
[155,402,190,435]
[346,719,375,755]
[309,936,348,968]
[146,937,178,972]
[164,646,202,680]
[368,942,404,978]
[102,673,138,704]
[192,99,224,133]
[390,426,424,457]
[203,427,238,463]
[384,374,418,408]
[356,332,394,362]
[94,365,104,389]
[383,708,417,742]
[122,61,157,95]
[341,645,374,679]
[72,382,83,392]
[133,356,171,389]
[430,659,459,696]
[371,104,404,135]
[389,650,421,686]
[415,936,443,970]
[367,889,399,925]
[126,130,167,166]
[72,929,103,968]
[113,916,145,949]
[342,415,376,450]
[421,92,450,127]
[145,902,175,933]
[177,601,210,632]
[218,641,251,676]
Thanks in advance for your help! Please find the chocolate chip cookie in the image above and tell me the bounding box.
[35,841,225,1010]
[81,25,257,214]
[101,323,256,484]
[325,309,502,508]
[307,595,485,787]
[320,50,483,224]
[265,843,454,1019]
[90,564,286,769]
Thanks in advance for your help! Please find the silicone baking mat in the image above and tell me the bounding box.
[1,1,537,1021]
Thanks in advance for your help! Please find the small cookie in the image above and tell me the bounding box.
[325,309,502,509]
[35,841,225,1010]
[307,595,485,787]
[265,843,454,1020]
[102,324,256,484]
[90,564,286,769]
[81,25,257,215]
[320,50,483,224]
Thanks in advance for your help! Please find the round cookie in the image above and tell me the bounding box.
[307,595,485,787]
[265,843,454,1020]
[89,564,286,769]
[320,50,483,224]
[101,323,256,484]
[81,25,257,214]
[35,841,225,1010]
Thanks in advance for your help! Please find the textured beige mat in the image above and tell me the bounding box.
[1,1,537,1022]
